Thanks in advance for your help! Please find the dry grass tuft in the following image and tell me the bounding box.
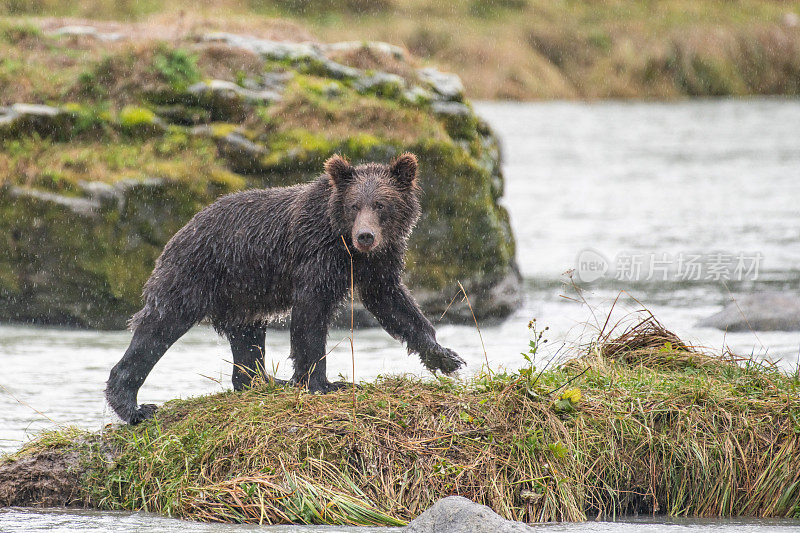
[594,314,723,371]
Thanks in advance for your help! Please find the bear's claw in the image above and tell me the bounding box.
[421,344,466,375]
[129,403,158,425]
[303,378,355,394]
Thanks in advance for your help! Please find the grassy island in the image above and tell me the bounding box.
[3,316,800,524]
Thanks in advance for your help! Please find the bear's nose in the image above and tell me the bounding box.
[357,231,375,248]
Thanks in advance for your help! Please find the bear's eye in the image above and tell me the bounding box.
[350,203,359,211]
[374,202,384,211]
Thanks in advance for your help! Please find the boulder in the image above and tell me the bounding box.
[418,67,465,101]
[697,292,800,331]
[49,25,123,42]
[0,104,75,138]
[187,79,282,121]
[201,32,322,62]
[0,31,520,328]
[353,71,406,96]
[404,496,535,533]
[216,132,269,174]
[322,40,407,61]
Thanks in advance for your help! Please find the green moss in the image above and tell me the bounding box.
[208,168,247,191]
[0,20,42,44]
[0,0,164,19]
[404,138,513,291]
[0,260,20,294]
[208,122,239,138]
[353,74,405,100]
[62,102,107,133]
[437,107,479,141]
[151,46,200,93]
[677,53,747,97]
[468,0,526,18]
[341,132,389,159]
[259,129,336,175]
[294,74,346,96]
[119,106,157,127]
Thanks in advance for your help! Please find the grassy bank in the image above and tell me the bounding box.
[2,0,800,99]
[4,316,800,524]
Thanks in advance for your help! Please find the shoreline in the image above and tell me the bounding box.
[2,0,800,100]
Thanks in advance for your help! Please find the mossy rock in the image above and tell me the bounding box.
[118,106,165,136]
[0,30,520,328]
[0,180,235,328]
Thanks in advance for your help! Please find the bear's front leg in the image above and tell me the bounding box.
[359,274,466,375]
[288,295,349,393]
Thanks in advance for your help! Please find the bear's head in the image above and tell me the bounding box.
[326,153,421,254]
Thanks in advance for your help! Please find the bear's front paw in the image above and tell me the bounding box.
[420,344,466,375]
[129,403,158,425]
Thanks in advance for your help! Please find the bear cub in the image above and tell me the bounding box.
[106,153,466,424]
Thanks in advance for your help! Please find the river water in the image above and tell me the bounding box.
[1,99,799,530]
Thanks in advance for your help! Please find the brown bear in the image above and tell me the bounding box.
[105,153,465,424]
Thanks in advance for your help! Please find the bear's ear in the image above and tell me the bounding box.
[389,152,418,190]
[325,154,354,188]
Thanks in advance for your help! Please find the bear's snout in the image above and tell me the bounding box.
[352,208,382,253]
[357,230,375,248]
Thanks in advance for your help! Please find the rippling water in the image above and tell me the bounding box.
[1,99,799,531]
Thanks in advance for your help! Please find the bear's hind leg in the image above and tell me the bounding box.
[228,325,287,390]
[288,297,349,393]
[106,313,194,424]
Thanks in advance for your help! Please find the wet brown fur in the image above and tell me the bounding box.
[106,153,465,424]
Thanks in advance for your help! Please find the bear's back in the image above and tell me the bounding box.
[140,179,339,325]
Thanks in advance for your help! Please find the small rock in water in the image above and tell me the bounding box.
[697,292,800,331]
[404,496,535,533]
